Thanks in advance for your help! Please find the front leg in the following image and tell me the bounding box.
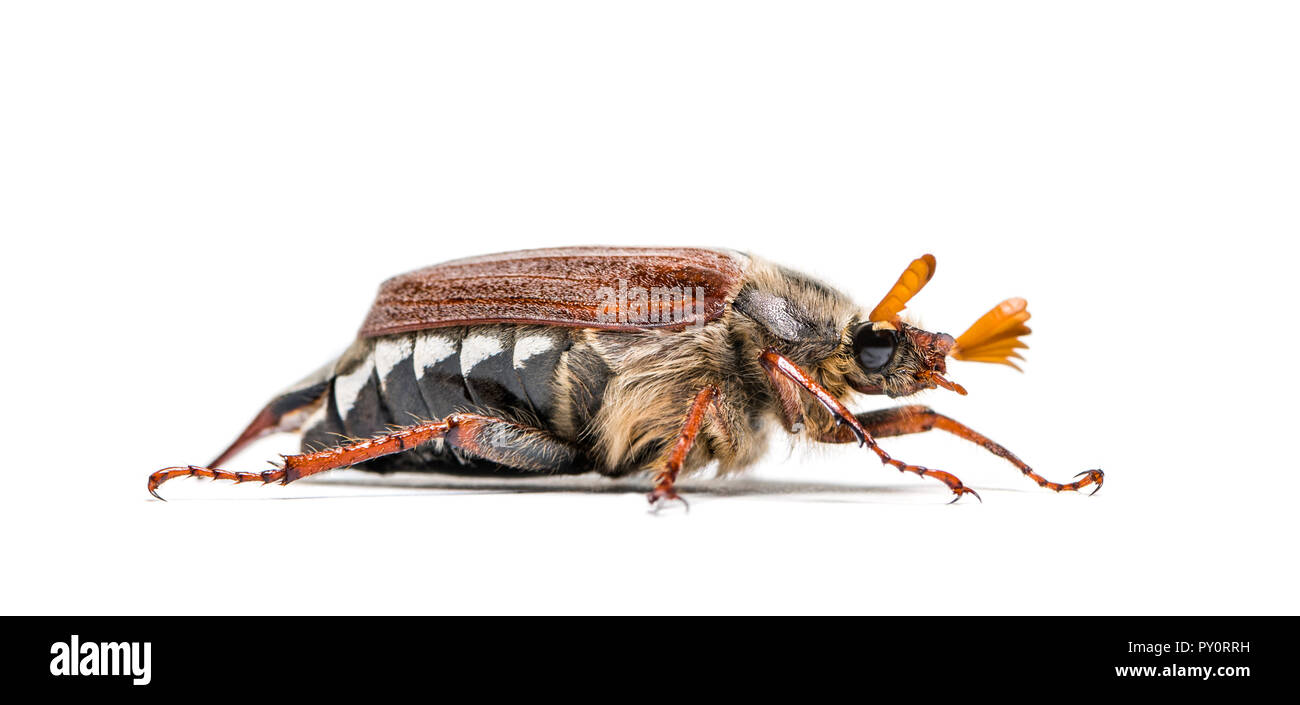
[819,405,1104,494]
[758,349,980,503]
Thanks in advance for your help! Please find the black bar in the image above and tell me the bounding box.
[3,616,1286,695]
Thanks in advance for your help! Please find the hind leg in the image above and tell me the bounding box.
[819,405,1103,494]
[148,414,581,499]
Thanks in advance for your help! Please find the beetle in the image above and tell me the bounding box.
[148,246,1103,506]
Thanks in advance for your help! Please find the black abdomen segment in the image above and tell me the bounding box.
[301,325,584,473]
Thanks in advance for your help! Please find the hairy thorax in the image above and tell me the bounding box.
[584,316,776,478]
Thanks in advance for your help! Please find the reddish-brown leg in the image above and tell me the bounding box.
[148,413,574,500]
[758,348,980,503]
[648,386,722,511]
[819,405,1103,494]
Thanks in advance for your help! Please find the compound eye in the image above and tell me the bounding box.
[853,325,898,373]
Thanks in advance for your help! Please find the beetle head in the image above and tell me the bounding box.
[734,253,1031,400]
[845,320,965,398]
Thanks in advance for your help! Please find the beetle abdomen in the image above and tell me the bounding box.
[300,324,593,471]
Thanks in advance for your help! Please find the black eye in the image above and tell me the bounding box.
[853,325,897,372]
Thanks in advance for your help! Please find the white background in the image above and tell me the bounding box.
[2,2,1296,615]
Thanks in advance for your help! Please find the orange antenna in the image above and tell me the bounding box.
[951,298,1032,370]
[867,254,937,323]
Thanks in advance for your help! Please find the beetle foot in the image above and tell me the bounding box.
[1075,469,1105,496]
[647,485,690,513]
[1036,468,1105,495]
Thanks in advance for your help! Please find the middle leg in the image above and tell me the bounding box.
[647,385,726,510]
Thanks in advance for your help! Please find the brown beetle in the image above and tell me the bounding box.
[148,246,1103,506]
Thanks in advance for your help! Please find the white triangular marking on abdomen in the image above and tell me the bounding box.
[460,332,505,376]
[333,355,375,419]
[513,333,557,369]
[413,332,457,379]
[373,337,414,391]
